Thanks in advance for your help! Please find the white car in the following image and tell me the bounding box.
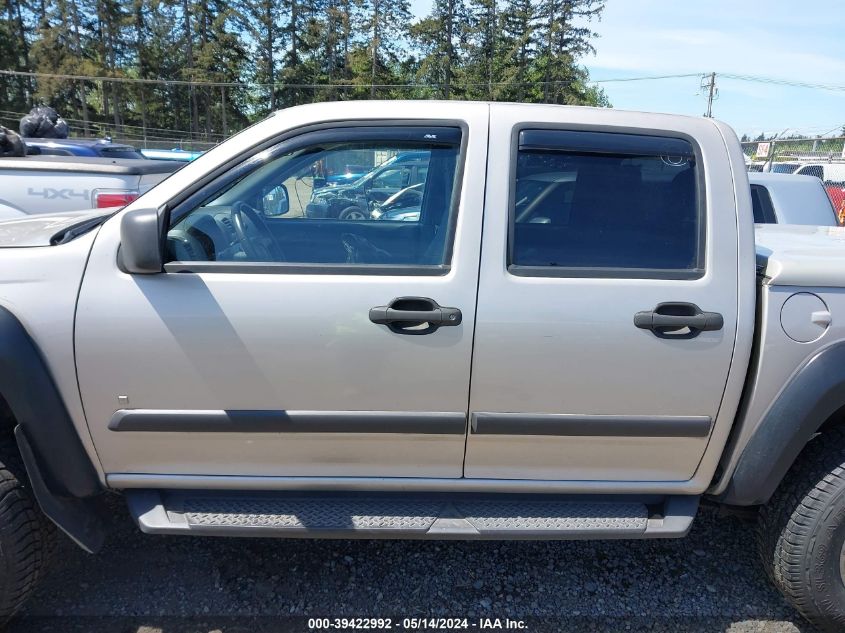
[748,172,838,226]
[794,162,845,182]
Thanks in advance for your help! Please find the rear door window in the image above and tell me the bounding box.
[751,184,777,223]
[510,130,702,278]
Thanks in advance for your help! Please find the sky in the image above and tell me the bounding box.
[410,0,845,138]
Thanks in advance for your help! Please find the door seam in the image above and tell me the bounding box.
[460,103,492,477]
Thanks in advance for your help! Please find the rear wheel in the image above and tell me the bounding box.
[0,441,56,625]
[757,427,845,632]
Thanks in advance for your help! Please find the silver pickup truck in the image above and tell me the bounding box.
[0,156,178,218]
[1,101,845,630]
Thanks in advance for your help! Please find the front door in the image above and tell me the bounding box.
[75,113,488,479]
[465,105,740,482]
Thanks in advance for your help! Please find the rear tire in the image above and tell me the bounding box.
[757,427,845,632]
[0,441,56,625]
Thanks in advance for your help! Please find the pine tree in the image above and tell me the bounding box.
[3,0,610,141]
[233,0,280,114]
[412,0,468,99]
[191,0,248,135]
[534,0,604,104]
[461,0,498,100]
[356,0,411,98]
[0,0,34,115]
[496,0,537,102]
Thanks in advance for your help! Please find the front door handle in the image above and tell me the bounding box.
[634,302,723,339]
[370,297,462,334]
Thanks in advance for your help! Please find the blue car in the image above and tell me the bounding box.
[23,138,145,159]
[324,164,368,186]
[139,148,203,162]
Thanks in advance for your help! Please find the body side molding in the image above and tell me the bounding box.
[471,413,713,437]
[110,409,468,435]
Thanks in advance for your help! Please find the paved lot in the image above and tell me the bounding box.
[14,497,813,633]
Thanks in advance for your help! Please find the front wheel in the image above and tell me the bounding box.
[757,427,845,632]
[0,440,56,625]
[338,205,367,221]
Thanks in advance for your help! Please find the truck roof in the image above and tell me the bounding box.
[271,99,720,127]
[0,156,180,175]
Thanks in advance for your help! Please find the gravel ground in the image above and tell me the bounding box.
[13,497,814,633]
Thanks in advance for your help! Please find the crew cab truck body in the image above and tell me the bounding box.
[2,101,845,630]
[0,156,178,218]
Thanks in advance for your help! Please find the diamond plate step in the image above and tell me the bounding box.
[183,497,442,531]
[456,500,647,534]
[127,491,699,540]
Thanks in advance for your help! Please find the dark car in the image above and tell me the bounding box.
[308,151,430,219]
[23,138,145,159]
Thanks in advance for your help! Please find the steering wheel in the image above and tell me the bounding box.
[231,201,285,261]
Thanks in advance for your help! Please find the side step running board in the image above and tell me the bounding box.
[126,491,699,540]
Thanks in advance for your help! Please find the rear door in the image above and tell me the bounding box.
[75,110,489,479]
[465,105,740,481]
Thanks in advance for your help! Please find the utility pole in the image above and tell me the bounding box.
[702,72,717,118]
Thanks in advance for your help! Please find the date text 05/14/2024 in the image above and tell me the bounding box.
[307,618,528,630]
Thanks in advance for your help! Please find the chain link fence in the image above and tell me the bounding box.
[741,137,845,172]
[0,78,482,154]
[741,137,845,223]
[0,109,221,152]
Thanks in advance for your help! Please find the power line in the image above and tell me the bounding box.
[590,73,702,83]
[0,67,704,90]
[5,66,845,92]
[10,67,843,93]
[720,73,845,92]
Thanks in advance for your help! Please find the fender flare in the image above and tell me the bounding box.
[721,341,845,506]
[0,306,100,497]
[0,306,105,551]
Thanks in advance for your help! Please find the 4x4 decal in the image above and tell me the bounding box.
[27,187,90,200]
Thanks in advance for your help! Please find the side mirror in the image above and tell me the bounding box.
[119,208,162,274]
[262,184,290,216]
[313,177,327,190]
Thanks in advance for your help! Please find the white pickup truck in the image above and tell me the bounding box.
[749,172,839,226]
[0,156,178,219]
[4,102,845,631]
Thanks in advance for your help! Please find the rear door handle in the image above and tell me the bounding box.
[370,297,462,334]
[634,302,723,339]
